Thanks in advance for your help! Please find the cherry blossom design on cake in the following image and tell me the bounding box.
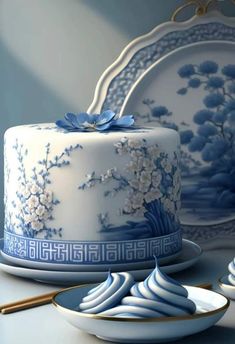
[79,137,181,240]
[5,139,82,239]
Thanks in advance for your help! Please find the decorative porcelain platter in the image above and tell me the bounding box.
[121,40,235,224]
[0,239,202,285]
[52,284,229,343]
[88,11,235,246]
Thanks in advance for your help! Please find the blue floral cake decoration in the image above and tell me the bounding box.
[56,110,135,132]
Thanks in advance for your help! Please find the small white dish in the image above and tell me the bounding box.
[0,238,201,272]
[0,239,202,285]
[219,275,235,300]
[52,284,229,343]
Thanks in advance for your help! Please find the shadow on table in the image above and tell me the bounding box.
[79,325,235,344]
[179,325,235,344]
[169,250,231,287]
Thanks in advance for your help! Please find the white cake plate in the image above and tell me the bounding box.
[1,239,200,272]
[1,242,181,272]
[0,239,202,285]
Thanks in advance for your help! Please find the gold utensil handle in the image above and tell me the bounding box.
[0,291,58,314]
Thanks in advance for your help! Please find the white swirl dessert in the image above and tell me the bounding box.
[79,261,196,318]
[101,261,196,318]
[79,272,134,313]
[228,259,235,286]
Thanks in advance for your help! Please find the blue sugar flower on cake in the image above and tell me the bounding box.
[56,110,134,132]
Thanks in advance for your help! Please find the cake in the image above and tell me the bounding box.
[3,113,181,269]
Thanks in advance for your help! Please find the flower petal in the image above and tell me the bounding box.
[96,122,112,131]
[89,114,100,123]
[55,119,74,130]
[97,110,116,125]
[111,115,135,128]
[64,113,81,128]
[76,112,91,125]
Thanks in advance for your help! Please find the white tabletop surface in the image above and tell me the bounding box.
[1,247,235,344]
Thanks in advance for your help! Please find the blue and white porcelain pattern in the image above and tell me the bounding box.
[3,230,181,265]
[4,138,82,239]
[79,137,181,241]
[0,238,202,282]
[87,11,235,246]
[121,41,235,243]
[88,12,235,115]
[3,125,181,265]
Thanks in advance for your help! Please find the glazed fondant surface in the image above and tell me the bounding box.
[4,124,181,264]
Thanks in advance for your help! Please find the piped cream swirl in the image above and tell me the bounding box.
[228,259,235,286]
[79,272,134,314]
[100,261,196,318]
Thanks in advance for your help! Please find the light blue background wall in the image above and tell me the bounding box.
[0,0,235,236]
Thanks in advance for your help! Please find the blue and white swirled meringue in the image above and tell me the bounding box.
[228,259,235,286]
[100,261,196,318]
[79,272,134,314]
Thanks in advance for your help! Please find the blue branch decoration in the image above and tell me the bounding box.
[79,137,181,240]
[136,60,235,218]
[176,61,235,210]
[5,140,82,239]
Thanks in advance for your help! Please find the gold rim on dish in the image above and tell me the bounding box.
[52,284,230,323]
[219,275,235,290]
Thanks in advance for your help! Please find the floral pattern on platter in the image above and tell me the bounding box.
[79,138,180,241]
[101,23,235,115]
[136,61,235,224]
[4,140,82,239]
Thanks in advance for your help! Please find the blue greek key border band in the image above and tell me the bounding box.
[3,230,182,265]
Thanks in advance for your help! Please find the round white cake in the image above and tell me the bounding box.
[3,123,181,269]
